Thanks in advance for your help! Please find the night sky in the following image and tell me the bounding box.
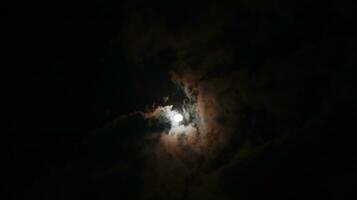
[5,1,356,199]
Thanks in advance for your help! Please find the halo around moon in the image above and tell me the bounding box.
[173,113,183,122]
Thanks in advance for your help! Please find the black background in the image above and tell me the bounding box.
[5,1,356,199]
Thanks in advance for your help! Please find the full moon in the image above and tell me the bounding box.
[173,113,183,123]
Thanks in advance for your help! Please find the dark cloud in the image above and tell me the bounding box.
[116,1,355,199]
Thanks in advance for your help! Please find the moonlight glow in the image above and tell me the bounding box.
[161,107,185,127]
[173,113,183,122]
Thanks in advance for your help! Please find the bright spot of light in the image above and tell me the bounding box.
[173,113,183,123]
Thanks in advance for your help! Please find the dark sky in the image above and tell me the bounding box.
[5,1,356,199]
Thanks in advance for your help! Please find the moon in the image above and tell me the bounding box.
[173,113,183,123]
